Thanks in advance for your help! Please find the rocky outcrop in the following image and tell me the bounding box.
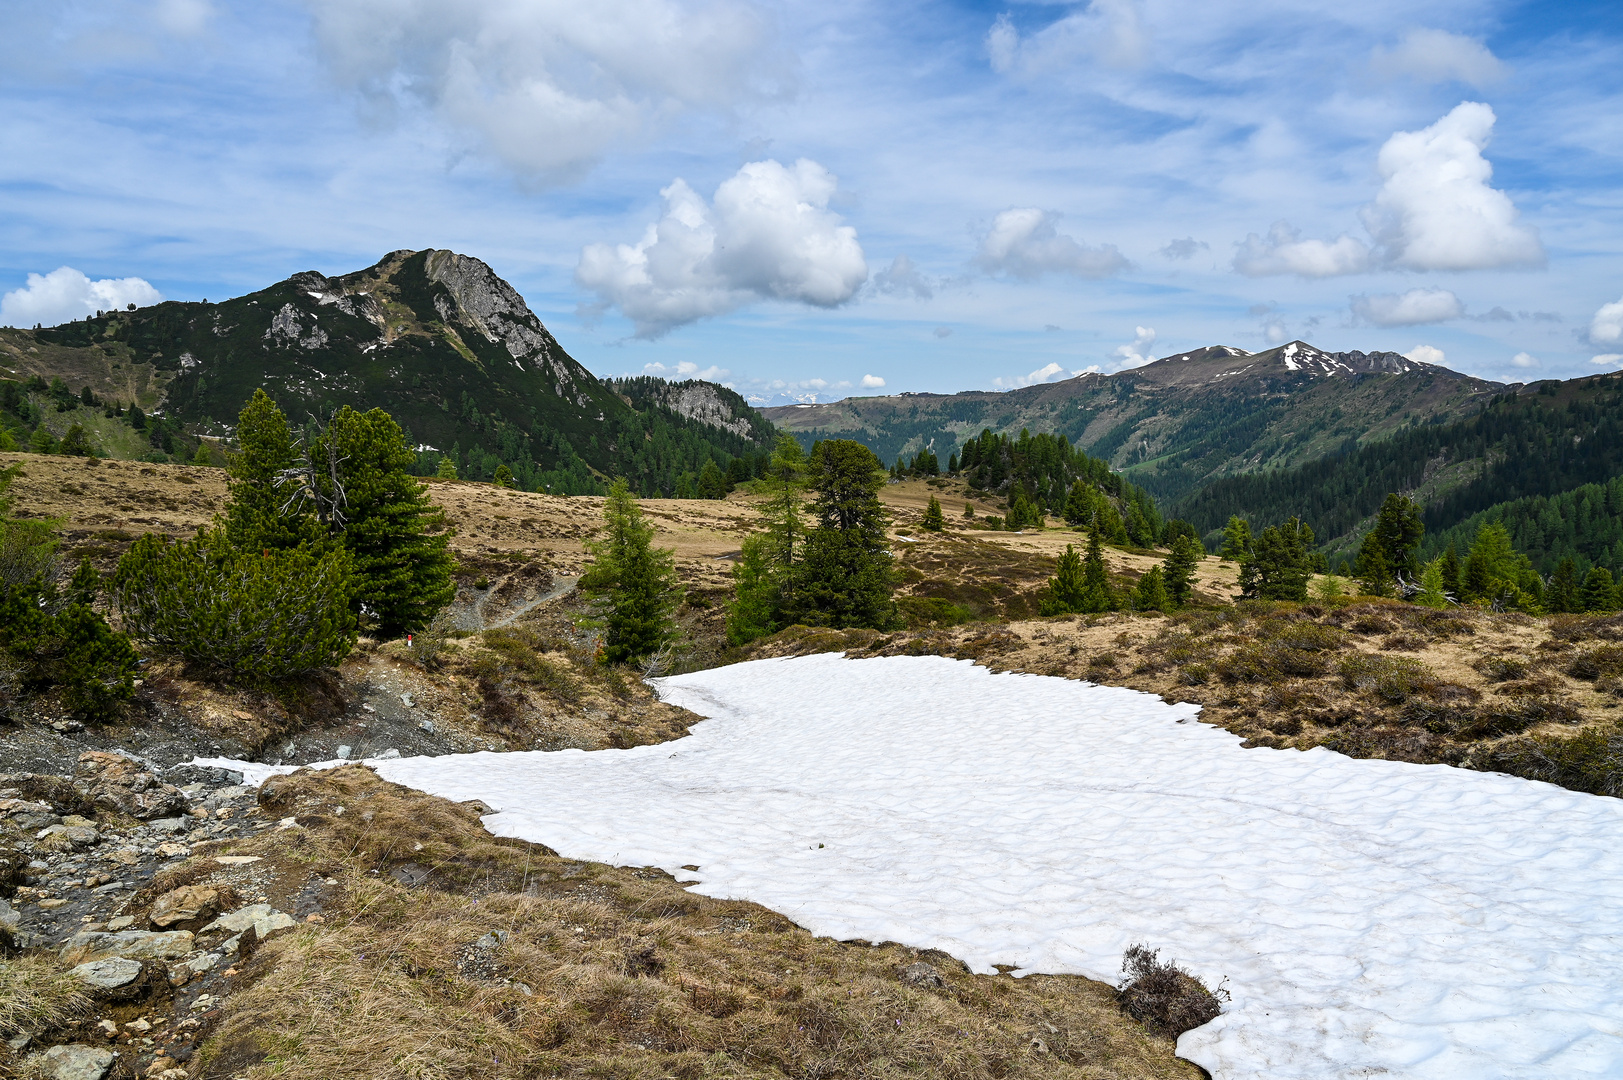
[424,249,566,374]
[647,381,756,438]
[74,754,187,821]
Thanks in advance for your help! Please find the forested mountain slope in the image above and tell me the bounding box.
[0,250,773,494]
[764,341,1503,504]
[1174,373,1623,558]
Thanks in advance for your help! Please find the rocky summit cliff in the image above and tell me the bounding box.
[1,251,771,490]
[765,340,1506,504]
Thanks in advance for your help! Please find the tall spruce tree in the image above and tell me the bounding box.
[1219,516,1252,561]
[1581,566,1618,613]
[1439,543,1462,600]
[794,439,895,629]
[1371,493,1425,583]
[1548,558,1581,613]
[313,406,456,636]
[582,480,682,663]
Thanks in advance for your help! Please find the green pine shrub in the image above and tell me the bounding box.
[1337,653,1439,703]
[113,529,357,682]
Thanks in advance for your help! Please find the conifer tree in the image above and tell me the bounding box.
[492,463,514,488]
[582,479,682,662]
[1371,493,1425,582]
[1219,516,1252,562]
[435,456,459,480]
[313,406,456,636]
[1078,526,1115,612]
[963,501,974,519]
[1163,534,1201,607]
[1358,530,1393,597]
[1063,480,1096,526]
[1040,544,1088,615]
[1439,543,1462,600]
[725,436,805,644]
[1548,558,1580,614]
[793,439,895,629]
[1581,566,1618,613]
[922,495,945,532]
[1249,518,1315,601]
[223,390,319,554]
[1133,564,1169,612]
[1415,558,1448,608]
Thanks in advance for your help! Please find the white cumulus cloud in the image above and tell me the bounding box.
[1370,29,1507,88]
[860,374,886,389]
[1511,351,1540,368]
[1361,102,1544,272]
[976,209,1127,280]
[304,0,782,183]
[1235,103,1542,278]
[0,267,162,329]
[1114,325,1157,367]
[1405,345,1446,366]
[1350,288,1464,327]
[1233,222,1373,278]
[1592,354,1623,368]
[576,158,867,338]
[1590,295,1623,346]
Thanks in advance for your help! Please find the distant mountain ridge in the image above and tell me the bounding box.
[764,340,1505,504]
[0,250,772,493]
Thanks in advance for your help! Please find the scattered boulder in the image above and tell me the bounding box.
[898,961,944,988]
[59,930,195,965]
[0,774,95,817]
[73,753,187,821]
[36,824,101,851]
[26,1043,116,1080]
[202,904,295,942]
[149,885,220,929]
[69,957,144,992]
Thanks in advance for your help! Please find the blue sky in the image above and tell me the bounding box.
[2,0,1620,404]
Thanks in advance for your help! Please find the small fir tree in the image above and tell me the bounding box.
[1040,544,1088,615]
[697,459,729,499]
[1581,566,1618,613]
[1219,516,1252,562]
[1439,544,1462,599]
[725,435,806,645]
[1371,494,1425,581]
[1414,558,1449,608]
[581,479,682,662]
[922,495,945,532]
[1548,558,1580,614]
[963,502,974,519]
[1357,531,1393,597]
[1163,534,1201,607]
[492,463,515,489]
[1078,527,1115,613]
[1063,480,1096,526]
[1133,565,1169,612]
[57,424,93,457]
[435,456,459,480]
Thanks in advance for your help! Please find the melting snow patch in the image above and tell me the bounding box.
[197,654,1623,1079]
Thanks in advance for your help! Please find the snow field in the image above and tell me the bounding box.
[204,653,1623,1078]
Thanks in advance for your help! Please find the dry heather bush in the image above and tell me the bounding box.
[1476,655,1531,682]
[1549,614,1623,642]
[1337,654,1440,704]
[197,767,1203,1080]
[1480,721,1623,797]
[1116,945,1224,1038]
[1216,643,1329,684]
[1262,620,1347,652]
[1567,645,1623,682]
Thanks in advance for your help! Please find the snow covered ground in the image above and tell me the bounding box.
[203,653,1623,1079]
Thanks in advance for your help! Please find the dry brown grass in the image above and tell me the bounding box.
[197,767,1202,1080]
[0,956,92,1043]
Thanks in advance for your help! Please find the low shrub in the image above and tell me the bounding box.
[113,529,357,682]
[1216,643,1329,684]
[897,595,974,629]
[1476,655,1531,682]
[1337,654,1438,704]
[1177,662,1211,686]
[1116,945,1225,1037]
[1263,620,1347,652]
[1566,645,1623,681]
[1480,722,1623,797]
